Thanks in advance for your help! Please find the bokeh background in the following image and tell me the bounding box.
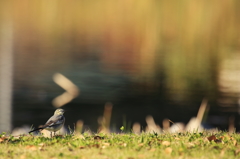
[1,0,240,133]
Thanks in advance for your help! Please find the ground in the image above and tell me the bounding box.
[0,131,239,159]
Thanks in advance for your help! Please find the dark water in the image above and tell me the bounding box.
[11,57,240,132]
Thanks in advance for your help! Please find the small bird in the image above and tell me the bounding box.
[29,109,65,137]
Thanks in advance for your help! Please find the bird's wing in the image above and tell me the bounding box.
[43,115,64,128]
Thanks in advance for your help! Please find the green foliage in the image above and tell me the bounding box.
[0,131,240,158]
[120,126,124,132]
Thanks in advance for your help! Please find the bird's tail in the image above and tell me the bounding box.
[28,127,44,133]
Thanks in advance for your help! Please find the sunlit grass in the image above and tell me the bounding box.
[0,131,240,159]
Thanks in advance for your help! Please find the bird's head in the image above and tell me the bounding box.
[54,108,65,115]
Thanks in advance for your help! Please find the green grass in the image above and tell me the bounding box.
[0,131,240,159]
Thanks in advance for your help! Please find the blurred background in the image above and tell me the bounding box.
[1,0,240,133]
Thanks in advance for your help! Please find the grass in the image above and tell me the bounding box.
[0,131,240,159]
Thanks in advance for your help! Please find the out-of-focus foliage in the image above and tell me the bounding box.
[1,1,239,93]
